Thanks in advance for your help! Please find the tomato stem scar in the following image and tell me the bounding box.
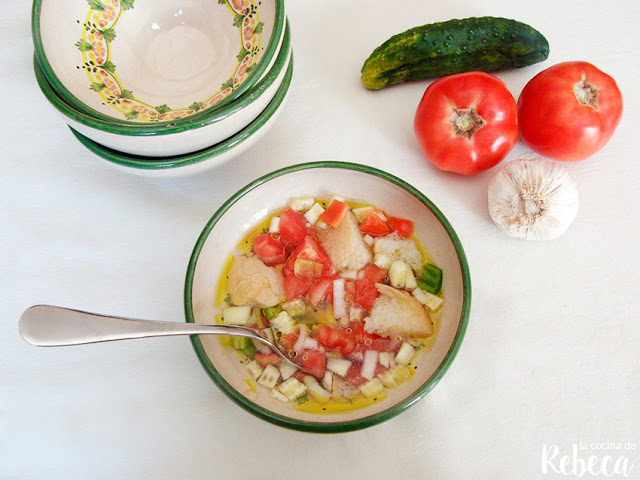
[450,108,485,139]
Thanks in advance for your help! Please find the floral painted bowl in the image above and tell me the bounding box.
[32,0,285,124]
[33,20,292,157]
[184,162,471,432]
[66,55,293,177]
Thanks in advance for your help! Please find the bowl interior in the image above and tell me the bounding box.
[185,163,471,432]
[34,0,282,123]
[67,53,293,176]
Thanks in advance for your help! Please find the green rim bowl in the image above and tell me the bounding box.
[184,162,471,432]
[33,20,292,158]
[32,0,286,125]
[68,53,293,177]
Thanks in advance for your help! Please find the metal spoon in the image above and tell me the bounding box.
[19,304,298,369]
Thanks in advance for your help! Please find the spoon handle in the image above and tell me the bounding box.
[19,304,263,346]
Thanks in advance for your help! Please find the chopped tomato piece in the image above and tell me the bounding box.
[344,279,356,304]
[345,362,388,386]
[348,321,382,344]
[307,276,336,310]
[283,269,315,301]
[279,209,309,246]
[253,233,286,266]
[359,208,390,237]
[297,349,326,379]
[293,258,324,278]
[285,236,334,276]
[318,199,349,227]
[254,353,280,367]
[388,216,414,238]
[353,338,402,353]
[316,324,356,355]
[354,263,387,311]
[280,332,299,352]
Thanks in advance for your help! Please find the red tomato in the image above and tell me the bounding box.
[297,349,326,379]
[254,353,280,367]
[414,71,518,175]
[387,217,414,238]
[280,332,299,351]
[278,209,308,246]
[359,208,390,237]
[283,269,315,301]
[318,200,349,227]
[347,321,382,341]
[354,264,387,311]
[307,276,335,310]
[252,233,286,266]
[316,324,356,355]
[518,61,623,162]
[345,362,388,387]
[285,236,334,277]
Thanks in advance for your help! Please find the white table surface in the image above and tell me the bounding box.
[3,0,639,478]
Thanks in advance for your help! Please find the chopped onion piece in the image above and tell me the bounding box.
[268,216,280,233]
[333,278,346,319]
[302,337,319,350]
[293,325,308,352]
[327,357,352,377]
[361,350,378,380]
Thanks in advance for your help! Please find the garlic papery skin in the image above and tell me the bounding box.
[488,158,579,240]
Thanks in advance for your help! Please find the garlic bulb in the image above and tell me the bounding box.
[488,158,579,240]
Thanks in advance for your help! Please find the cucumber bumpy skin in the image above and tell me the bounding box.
[361,17,549,89]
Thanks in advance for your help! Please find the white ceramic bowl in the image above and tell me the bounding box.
[184,162,471,432]
[66,55,293,177]
[32,0,286,124]
[33,21,292,157]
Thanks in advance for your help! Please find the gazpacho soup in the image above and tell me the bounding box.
[215,194,445,413]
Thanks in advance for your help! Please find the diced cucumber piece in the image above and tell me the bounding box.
[262,306,281,321]
[278,377,307,401]
[327,357,352,377]
[378,351,391,368]
[340,269,358,280]
[412,287,445,312]
[278,362,298,381]
[352,206,373,223]
[246,360,264,380]
[290,196,315,212]
[388,260,417,290]
[359,378,385,398]
[258,364,280,389]
[223,305,252,325]
[303,376,331,404]
[373,252,393,270]
[270,311,297,334]
[417,263,443,295]
[378,365,413,389]
[363,234,374,246]
[304,203,325,225]
[270,388,290,402]
[394,341,415,365]
[282,299,307,316]
[230,336,256,357]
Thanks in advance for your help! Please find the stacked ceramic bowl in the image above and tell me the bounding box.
[32,0,290,176]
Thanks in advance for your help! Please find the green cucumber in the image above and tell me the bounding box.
[417,263,443,295]
[230,336,256,357]
[361,16,549,89]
